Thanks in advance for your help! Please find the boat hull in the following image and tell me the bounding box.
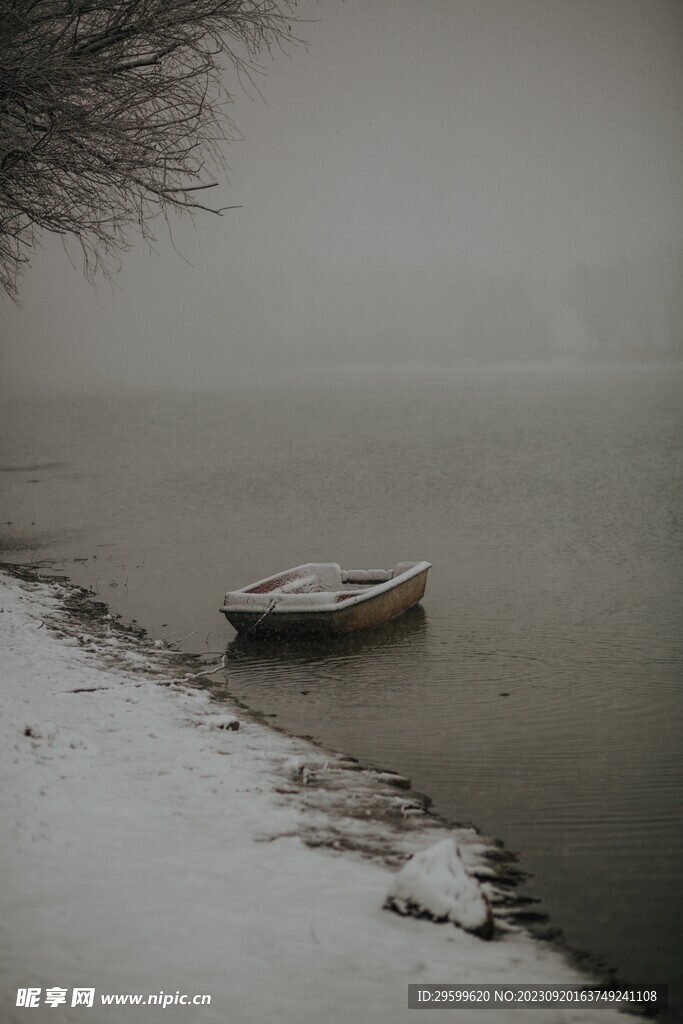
[222,565,429,636]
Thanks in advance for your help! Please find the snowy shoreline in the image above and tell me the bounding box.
[1,569,633,1023]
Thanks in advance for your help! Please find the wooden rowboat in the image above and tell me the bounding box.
[220,561,431,636]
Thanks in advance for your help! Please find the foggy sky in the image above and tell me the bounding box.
[2,0,682,396]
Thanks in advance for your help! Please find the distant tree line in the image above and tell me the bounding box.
[0,0,296,298]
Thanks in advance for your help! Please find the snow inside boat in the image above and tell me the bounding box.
[220,561,431,636]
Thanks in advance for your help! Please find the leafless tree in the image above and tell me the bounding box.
[0,0,297,298]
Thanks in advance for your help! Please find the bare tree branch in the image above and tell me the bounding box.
[0,0,300,299]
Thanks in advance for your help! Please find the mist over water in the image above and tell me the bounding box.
[2,0,682,396]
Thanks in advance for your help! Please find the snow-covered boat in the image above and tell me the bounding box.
[220,561,431,636]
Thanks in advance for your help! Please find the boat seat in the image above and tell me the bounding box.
[303,563,343,591]
[279,574,319,593]
[276,563,343,593]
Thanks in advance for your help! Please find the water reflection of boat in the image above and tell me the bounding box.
[220,561,430,636]
[210,605,430,758]
[226,603,428,664]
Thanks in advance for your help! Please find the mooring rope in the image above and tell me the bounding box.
[242,597,277,637]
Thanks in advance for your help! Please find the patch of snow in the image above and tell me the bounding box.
[385,836,494,939]
[279,573,320,593]
[201,713,240,732]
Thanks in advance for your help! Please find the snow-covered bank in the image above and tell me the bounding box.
[1,572,630,1024]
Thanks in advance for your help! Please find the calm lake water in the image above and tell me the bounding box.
[2,366,681,1011]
